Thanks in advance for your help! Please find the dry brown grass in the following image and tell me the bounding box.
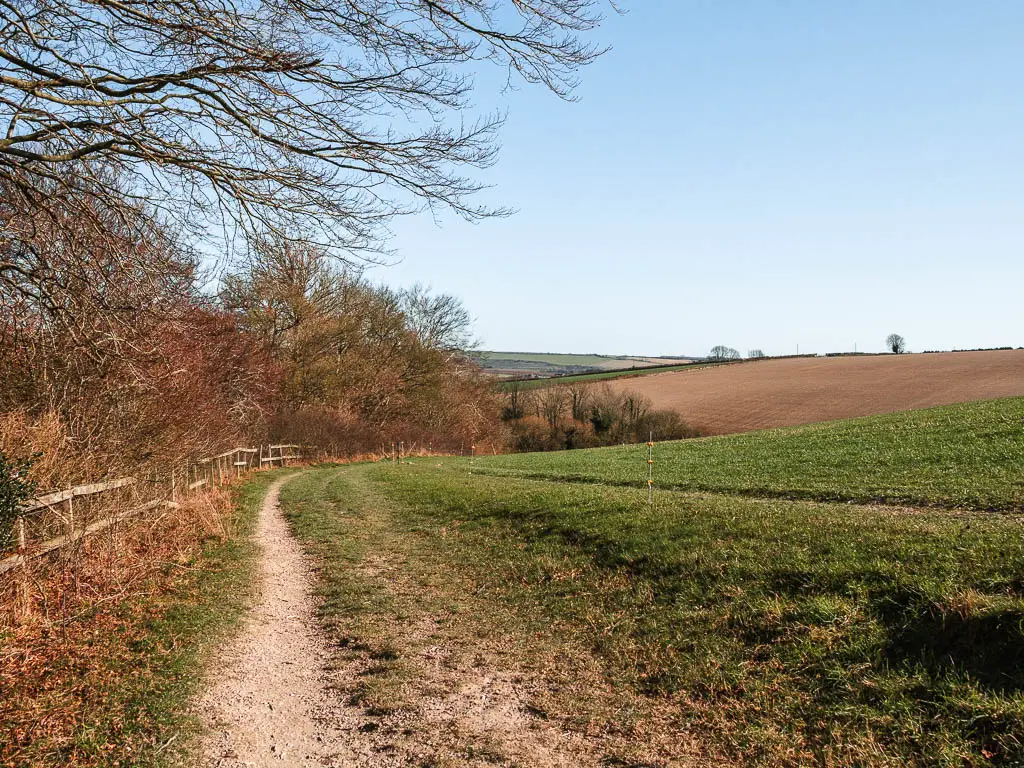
[603,349,1024,435]
[0,483,239,767]
[1,485,234,623]
[0,411,93,491]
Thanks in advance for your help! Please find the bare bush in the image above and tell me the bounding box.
[0,180,280,482]
[507,382,702,452]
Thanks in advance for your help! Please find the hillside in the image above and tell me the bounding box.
[473,350,692,378]
[266,398,1024,765]
[597,349,1024,435]
[478,396,1024,510]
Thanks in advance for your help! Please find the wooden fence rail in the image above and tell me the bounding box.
[1,444,307,582]
[259,444,302,466]
[22,477,137,513]
[0,498,168,576]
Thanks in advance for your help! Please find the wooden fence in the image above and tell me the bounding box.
[0,444,305,581]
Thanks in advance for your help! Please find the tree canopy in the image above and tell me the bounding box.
[0,0,611,258]
[710,345,741,360]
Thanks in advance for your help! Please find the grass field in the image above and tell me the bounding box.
[478,397,1024,510]
[501,358,737,390]
[279,396,1024,766]
[593,349,1024,435]
[475,351,638,366]
[473,350,693,378]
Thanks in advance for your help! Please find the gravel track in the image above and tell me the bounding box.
[197,475,351,766]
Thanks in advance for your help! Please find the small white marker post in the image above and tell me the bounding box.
[647,431,654,505]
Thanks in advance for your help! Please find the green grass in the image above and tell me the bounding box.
[476,397,1024,510]
[366,465,1024,766]
[474,350,697,379]
[277,465,715,765]
[275,398,1024,765]
[475,351,675,367]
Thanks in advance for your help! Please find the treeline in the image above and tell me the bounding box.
[0,0,612,489]
[0,184,498,489]
[221,240,500,456]
[502,380,703,452]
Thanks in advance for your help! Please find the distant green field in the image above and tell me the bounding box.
[473,350,693,378]
[475,396,1024,510]
[501,358,737,390]
[283,397,1024,765]
[475,351,633,366]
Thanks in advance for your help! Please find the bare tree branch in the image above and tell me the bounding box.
[0,0,612,259]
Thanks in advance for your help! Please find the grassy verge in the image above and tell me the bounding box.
[279,466,705,766]
[0,470,284,767]
[369,463,1024,766]
[278,469,412,715]
[476,396,1024,510]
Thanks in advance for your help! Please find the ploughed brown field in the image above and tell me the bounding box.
[605,349,1024,435]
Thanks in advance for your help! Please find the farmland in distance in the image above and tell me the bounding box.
[593,349,1024,435]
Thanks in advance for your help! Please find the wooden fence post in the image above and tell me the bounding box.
[16,516,28,617]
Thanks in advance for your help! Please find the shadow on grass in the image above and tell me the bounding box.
[872,586,1024,693]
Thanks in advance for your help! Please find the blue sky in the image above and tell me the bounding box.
[371,2,1024,357]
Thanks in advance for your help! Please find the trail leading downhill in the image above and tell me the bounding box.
[196,470,702,767]
[198,475,347,766]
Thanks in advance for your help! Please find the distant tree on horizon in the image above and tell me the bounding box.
[748,349,765,359]
[710,345,741,360]
[887,334,907,354]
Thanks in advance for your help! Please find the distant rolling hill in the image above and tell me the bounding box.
[594,349,1024,435]
[472,351,693,378]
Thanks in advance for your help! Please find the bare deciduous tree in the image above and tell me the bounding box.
[537,386,567,429]
[748,349,765,359]
[503,378,525,421]
[0,1,611,259]
[709,345,741,360]
[886,334,906,354]
[563,380,591,422]
[400,284,475,354]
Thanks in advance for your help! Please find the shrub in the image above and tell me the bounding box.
[0,449,36,551]
[510,416,553,452]
[636,409,704,442]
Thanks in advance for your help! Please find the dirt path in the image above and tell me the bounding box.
[196,471,702,767]
[197,474,351,766]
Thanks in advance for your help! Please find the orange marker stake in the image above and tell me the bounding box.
[647,433,654,505]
